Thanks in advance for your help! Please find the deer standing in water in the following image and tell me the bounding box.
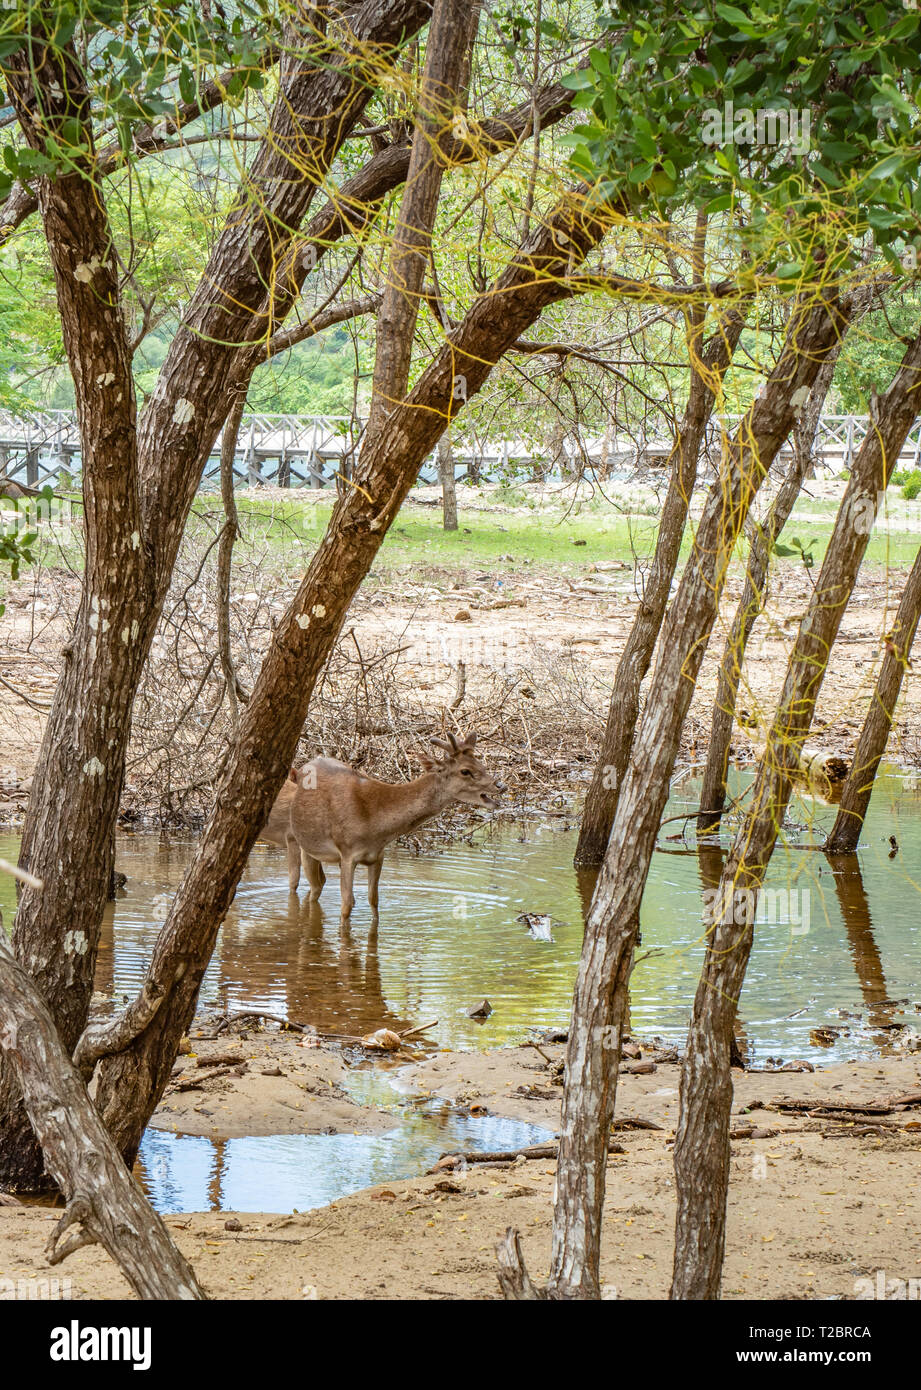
[259,732,505,924]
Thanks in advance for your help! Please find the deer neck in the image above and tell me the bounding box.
[373,772,453,840]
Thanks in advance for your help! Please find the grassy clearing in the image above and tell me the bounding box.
[5,484,920,609]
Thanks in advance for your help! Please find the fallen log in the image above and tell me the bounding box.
[429,1137,626,1172]
[769,1096,895,1116]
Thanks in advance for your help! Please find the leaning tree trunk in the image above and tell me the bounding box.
[696,289,874,837]
[83,166,614,1162]
[695,354,836,835]
[0,919,203,1299]
[0,0,437,1192]
[0,28,151,1190]
[497,289,849,1300]
[671,322,921,1301]
[824,539,921,852]
[216,391,249,732]
[0,0,584,1194]
[574,301,746,865]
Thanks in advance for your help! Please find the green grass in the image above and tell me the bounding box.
[5,488,921,606]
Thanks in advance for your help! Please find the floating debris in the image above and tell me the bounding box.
[516,911,560,942]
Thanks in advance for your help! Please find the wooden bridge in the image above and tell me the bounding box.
[1,409,920,491]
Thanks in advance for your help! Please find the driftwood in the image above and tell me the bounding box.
[212,1010,438,1047]
[768,1090,921,1118]
[430,1137,626,1172]
[497,1227,548,1301]
[0,931,204,1299]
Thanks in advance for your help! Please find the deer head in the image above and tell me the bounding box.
[418,731,507,808]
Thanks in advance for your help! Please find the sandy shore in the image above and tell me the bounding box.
[3,1034,920,1300]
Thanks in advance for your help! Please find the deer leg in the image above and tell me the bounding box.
[286,835,302,893]
[367,858,383,915]
[304,854,325,904]
[338,857,356,925]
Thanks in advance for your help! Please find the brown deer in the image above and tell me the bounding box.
[258,732,505,924]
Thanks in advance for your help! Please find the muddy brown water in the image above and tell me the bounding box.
[3,768,920,1212]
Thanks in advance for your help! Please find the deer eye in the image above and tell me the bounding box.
[460,769,473,776]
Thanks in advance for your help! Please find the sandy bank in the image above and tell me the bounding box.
[3,1040,920,1300]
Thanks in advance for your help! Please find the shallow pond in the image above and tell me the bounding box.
[3,770,920,1065]
[3,769,921,1212]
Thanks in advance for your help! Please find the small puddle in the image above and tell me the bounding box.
[137,1080,551,1214]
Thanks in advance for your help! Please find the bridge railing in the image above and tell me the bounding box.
[2,410,921,490]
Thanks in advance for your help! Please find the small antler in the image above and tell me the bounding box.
[431,730,477,754]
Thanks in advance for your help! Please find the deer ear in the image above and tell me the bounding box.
[460,731,476,749]
[288,767,299,784]
[416,751,437,771]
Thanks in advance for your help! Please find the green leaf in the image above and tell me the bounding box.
[715,3,754,27]
[560,70,596,91]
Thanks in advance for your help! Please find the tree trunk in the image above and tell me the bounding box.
[0,0,435,1192]
[824,540,921,852]
[696,289,873,837]
[367,0,477,438]
[671,323,921,1301]
[493,292,848,1301]
[437,431,458,530]
[0,28,149,1190]
[574,307,746,865]
[217,393,249,732]
[694,350,838,835]
[86,193,616,1166]
[0,928,203,1299]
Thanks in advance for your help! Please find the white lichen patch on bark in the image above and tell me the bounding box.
[172,398,195,426]
[311,604,326,617]
[82,757,105,778]
[296,613,311,628]
[74,255,104,283]
[63,930,88,956]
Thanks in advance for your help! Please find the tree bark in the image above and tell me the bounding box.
[217,393,249,731]
[437,430,458,529]
[574,304,746,865]
[671,324,921,1301]
[496,290,848,1301]
[824,540,921,852]
[0,0,437,1193]
[368,0,478,436]
[696,285,876,837]
[86,190,616,1165]
[0,927,203,1299]
[0,28,150,1189]
[695,349,839,836]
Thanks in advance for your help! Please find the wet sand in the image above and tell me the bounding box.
[3,1038,920,1300]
